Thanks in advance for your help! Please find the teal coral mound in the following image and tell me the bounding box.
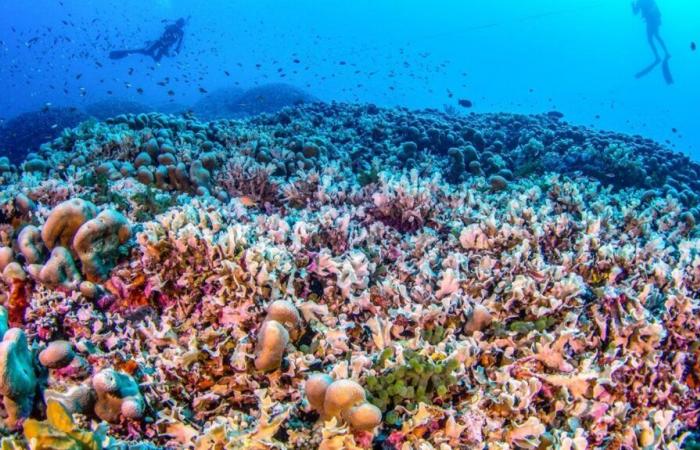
[0,103,699,448]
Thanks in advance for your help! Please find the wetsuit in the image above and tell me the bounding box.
[143,23,185,62]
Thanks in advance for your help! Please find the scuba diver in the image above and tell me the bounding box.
[109,17,188,62]
[632,0,673,84]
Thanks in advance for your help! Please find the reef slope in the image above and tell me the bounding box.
[0,103,699,449]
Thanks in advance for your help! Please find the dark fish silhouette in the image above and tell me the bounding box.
[458,99,472,108]
[692,42,697,51]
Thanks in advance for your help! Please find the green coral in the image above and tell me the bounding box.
[23,400,106,450]
[366,349,459,417]
[78,172,129,212]
[358,165,380,187]
[130,186,175,221]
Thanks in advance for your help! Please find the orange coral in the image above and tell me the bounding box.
[8,279,30,327]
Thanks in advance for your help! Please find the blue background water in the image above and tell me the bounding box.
[1,0,698,156]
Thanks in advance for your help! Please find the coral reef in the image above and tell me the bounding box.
[0,102,699,448]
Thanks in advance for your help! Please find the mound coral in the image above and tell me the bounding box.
[307,377,382,432]
[91,368,145,423]
[72,209,131,281]
[0,328,37,428]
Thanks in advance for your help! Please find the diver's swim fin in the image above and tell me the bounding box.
[109,49,144,60]
[635,59,660,79]
[109,50,131,60]
[662,56,674,85]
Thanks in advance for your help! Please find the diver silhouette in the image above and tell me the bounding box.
[109,17,188,62]
[632,0,673,84]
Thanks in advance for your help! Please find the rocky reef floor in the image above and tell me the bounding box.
[0,102,699,449]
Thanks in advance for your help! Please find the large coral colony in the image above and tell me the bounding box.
[0,102,699,449]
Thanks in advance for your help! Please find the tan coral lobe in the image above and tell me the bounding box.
[254,320,289,372]
[41,198,98,250]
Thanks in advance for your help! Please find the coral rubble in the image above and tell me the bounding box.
[0,102,699,448]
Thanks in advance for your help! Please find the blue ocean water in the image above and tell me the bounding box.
[0,0,698,158]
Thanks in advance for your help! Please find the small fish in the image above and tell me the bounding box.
[458,99,472,108]
[75,73,82,80]
[167,90,175,96]
[128,67,134,75]
[198,87,208,94]
[238,196,257,208]
[137,88,144,94]
[692,42,697,51]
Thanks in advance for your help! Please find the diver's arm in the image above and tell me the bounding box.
[175,34,184,53]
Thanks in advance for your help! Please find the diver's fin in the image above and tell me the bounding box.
[109,50,132,60]
[109,49,146,60]
[662,56,674,85]
[635,59,660,79]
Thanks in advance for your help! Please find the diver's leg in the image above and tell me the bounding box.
[153,46,165,62]
[647,25,660,61]
[655,32,670,58]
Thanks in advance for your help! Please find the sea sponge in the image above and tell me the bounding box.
[17,225,46,264]
[39,340,75,369]
[254,320,289,372]
[42,198,98,250]
[92,368,145,423]
[308,378,382,431]
[72,209,131,281]
[0,328,37,428]
[38,246,82,290]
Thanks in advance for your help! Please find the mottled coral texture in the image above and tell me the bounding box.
[0,103,699,449]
